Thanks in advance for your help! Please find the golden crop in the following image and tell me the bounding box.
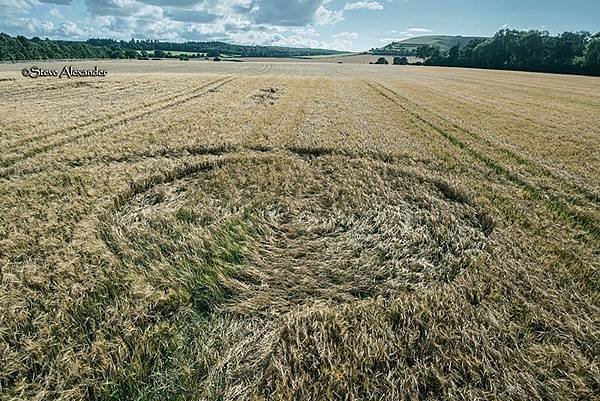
[0,59,598,400]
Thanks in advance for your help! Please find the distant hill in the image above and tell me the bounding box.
[371,35,487,55]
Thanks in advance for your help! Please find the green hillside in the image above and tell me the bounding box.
[372,35,487,55]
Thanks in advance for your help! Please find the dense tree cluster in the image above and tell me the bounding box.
[373,57,388,64]
[0,33,345,61]
[419,30,600,76]
[0,33,111,60]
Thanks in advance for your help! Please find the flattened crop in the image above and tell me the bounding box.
[102,151,493,316]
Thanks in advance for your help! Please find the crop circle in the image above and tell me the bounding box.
[103,151,493,314]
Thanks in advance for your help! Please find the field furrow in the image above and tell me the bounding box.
[2,77,231,151]
[366,80,600,239]
[370,80,600,201]
[0,77,238,176]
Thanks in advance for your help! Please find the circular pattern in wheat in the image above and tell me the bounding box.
[103,151,493,315]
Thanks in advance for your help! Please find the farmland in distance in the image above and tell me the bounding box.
[0,59,599,400]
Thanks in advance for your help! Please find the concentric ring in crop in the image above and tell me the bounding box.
[101,150,494,315]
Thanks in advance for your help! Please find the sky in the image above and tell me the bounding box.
[0,0,599,51]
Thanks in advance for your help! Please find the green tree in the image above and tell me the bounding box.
[124,49,138,59]
[448,44,460,64]
[552,31,590,70]
[109,48,125,59]
[584,36,600,73]
[416,45,441,61]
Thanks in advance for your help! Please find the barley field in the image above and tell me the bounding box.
[0,59,599,400]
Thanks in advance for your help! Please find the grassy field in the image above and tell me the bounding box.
[375,35,486,54]
[0,59,599,400]
[163,51,204,57]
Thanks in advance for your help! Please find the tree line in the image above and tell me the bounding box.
[0,33,344,61]
[87,38,344,58]
[416,30,600,76]
[0,33,112,61]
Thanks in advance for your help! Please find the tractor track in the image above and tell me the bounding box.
[0,76,320,180]
[367,81,599,203]
[0,76,238,172]
[2,76,233,152]
[366,80,600,239]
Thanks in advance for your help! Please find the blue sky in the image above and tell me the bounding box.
[1,0,599,51]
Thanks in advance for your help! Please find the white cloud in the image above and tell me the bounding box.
[330,31,358,50]
[0,0,38,13]
[85,0,164,18]
[334,31,358,40]
[407,27,432,33]
[251,0,323,26]
[39,0,71,4]
[315,1,344,25]
[48,7,62,17]
[0,16,55,35]
[0,0,366,49]
[343,1,383,11]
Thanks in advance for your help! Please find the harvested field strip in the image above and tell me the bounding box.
[2,76,233,152]
[366,81,600,239]
[0,77,238,173]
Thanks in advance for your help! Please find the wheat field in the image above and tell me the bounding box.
[0,59,599,400]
